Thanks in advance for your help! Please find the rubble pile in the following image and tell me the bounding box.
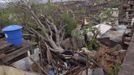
[0,0,134,75]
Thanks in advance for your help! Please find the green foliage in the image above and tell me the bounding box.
[36,3,78,36]
[72,25,100,51]
[32,2,78,35]
[61,12,78,35]
[98,8,113,23]
[0,7,23,27]
[79,8,86,14]
[92,8,113,24]
[86,37,100,50]
[85,27,100,50]
[108,64,121,75]
[71,25,83,39]
[0,10,14,26]
[0,2,78,36]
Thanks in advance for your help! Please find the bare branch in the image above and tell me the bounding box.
[30,27,48,41]
[60,31,65,45]
[30,57,48,75]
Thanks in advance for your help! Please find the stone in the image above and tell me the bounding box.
[86,24,112,41]
[112,8,119,18]
[94,24,112,35]
[131,18,134,26]
[80,68,92,75]
[0,66,39,75]
[101,25,127,42]
[11,49,40,70]
[118,34,134,75]
[92,68,104,75]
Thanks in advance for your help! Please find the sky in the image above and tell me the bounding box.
[0,0,66,8]
[0,0,12,4]
[0,0,72,3]
[0,0,84,9]
[0,0,10,2]
[0,0,81,6]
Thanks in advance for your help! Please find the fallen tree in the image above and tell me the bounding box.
[5,0,127,75]
[11,1,95,75]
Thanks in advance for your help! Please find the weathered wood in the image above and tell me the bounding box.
[118,34,134,75]
[0,41,11,51]
[0,41,31,64]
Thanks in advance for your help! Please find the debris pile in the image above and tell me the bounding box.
[0,0,134,75]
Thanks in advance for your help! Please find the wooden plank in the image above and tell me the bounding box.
[1,41,31,63]
[118,34,134,75]
[0,41,11,51]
